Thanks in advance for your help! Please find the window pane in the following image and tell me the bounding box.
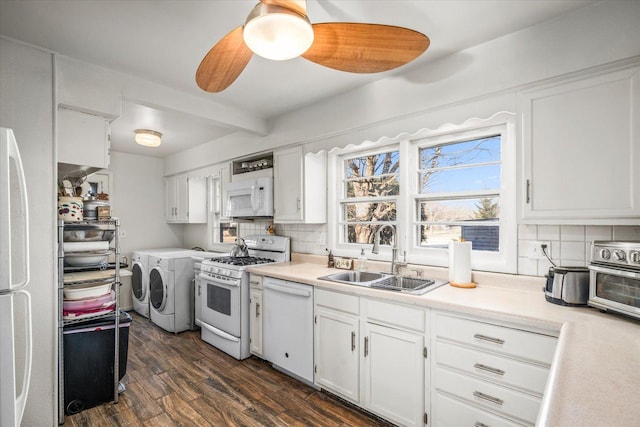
[220,223,237,243]
[347,176,399,197]
[418,224,499,252]
[345,202,396,222]
[345,151,399,178]
[345,224,396,245]
[420,136,501,194]
[420,136,500,169]
[420,163,500,193]
[418,198,499,222]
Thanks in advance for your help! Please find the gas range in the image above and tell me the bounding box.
[200,235,290,279]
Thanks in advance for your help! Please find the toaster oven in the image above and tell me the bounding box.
[588,241,640,320]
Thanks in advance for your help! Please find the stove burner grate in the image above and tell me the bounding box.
[208,256,275,266]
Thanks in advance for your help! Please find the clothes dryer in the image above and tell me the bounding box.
[148,252,194,333]
[130,248,188,318]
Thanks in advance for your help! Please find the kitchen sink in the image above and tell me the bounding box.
[318,271,387,286]
[318,271,447,295]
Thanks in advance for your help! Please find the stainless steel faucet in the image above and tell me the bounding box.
[371,225,406,275]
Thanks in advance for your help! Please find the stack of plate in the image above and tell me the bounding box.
[63,282,115,320]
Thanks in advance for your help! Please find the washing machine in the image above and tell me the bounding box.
[148,252,194,333]
[130,248,189,318]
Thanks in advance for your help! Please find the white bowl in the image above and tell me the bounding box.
[64,251,109,267]
[63,282,113,300]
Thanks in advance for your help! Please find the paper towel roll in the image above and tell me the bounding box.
[449,241,472,284]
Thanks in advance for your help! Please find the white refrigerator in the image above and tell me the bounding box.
[0,127,33,427]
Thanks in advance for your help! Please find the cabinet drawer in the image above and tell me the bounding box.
[433,391,524,427]
[366,299,425,332]
[435,367,541,425]
[435,340,550,395]
[315,288,359,315]
[249,274,263,289]
[435,314,556,365]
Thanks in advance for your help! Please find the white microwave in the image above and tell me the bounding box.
[225,177,273,218]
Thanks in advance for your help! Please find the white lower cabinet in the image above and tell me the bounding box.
[315,306,360,401]
[249,275,263,357]
[431,312,557,426]
[314,289,427,427]
[363,321,425,427]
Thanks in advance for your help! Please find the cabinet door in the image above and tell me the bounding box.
[175,173,189,222]
[274,146,303,222]
[164,175,177,221]
[58,108,110,169]
[249,288,263,357]
[362,322,425,427]
[519,64,640,222]
[315,307,359,403]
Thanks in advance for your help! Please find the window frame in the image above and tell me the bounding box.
[327,112,516,273]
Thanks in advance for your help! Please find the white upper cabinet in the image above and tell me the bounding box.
[519,62,640,223]
[273,146,326,223]
[164,173,206,223]
[57,108,111,170]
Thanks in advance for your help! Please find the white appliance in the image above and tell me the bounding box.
[225,177,273,218]
[0,128,32,427]
[130,248,189,318]
[199,235,290,360]
[263,277,314,384]
[190,251,227,329]
[148,252,194,333]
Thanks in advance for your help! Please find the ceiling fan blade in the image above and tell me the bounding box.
[259,0,307,16]
[196,26,253,93]
[302,23,430,73]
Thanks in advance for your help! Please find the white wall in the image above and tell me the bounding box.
[0,37,57,426]
[108,151,185,260]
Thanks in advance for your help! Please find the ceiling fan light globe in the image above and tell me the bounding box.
[134,129,162,147]
[243,4,314,61]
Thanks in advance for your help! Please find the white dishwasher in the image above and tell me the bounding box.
[263,277,314,384]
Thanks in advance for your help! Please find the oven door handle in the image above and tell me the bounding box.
[589,264,640,280]
[199,273,241,287]
[200,321,240,343]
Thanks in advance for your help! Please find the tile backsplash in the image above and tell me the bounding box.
[517,225,640,276]
[240,221,640,278]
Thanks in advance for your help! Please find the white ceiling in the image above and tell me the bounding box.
[0,0,597,158]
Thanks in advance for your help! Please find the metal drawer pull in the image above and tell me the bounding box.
[475,423,490,427]
[473,334,505,345]
[364,336,369,357]
[473,391,504,406]
[474,363,505,376]
[351,331,356,351]
[256,303,260,317]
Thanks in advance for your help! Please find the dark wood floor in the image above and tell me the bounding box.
[65,312,392,426]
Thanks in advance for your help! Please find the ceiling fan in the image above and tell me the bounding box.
[195,0,430,93]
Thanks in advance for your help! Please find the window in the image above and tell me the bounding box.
[339,148,399,245]
[328,112,516,273]
[207,173,237,247]
[416,135,501,251]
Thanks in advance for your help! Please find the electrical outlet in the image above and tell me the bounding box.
[526,240,551,259]
[119,229,127,239]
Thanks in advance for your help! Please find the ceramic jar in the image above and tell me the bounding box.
[58,196,83,221]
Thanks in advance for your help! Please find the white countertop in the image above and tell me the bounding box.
[247,261,640,427]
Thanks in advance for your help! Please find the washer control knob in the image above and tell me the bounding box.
[630,251,640,265]
[599,248,611,260]
[614,249,627,262]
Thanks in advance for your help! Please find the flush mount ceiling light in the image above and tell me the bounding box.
[196,0,430,93]
[134,129,162,147]
[243,3,314,61]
